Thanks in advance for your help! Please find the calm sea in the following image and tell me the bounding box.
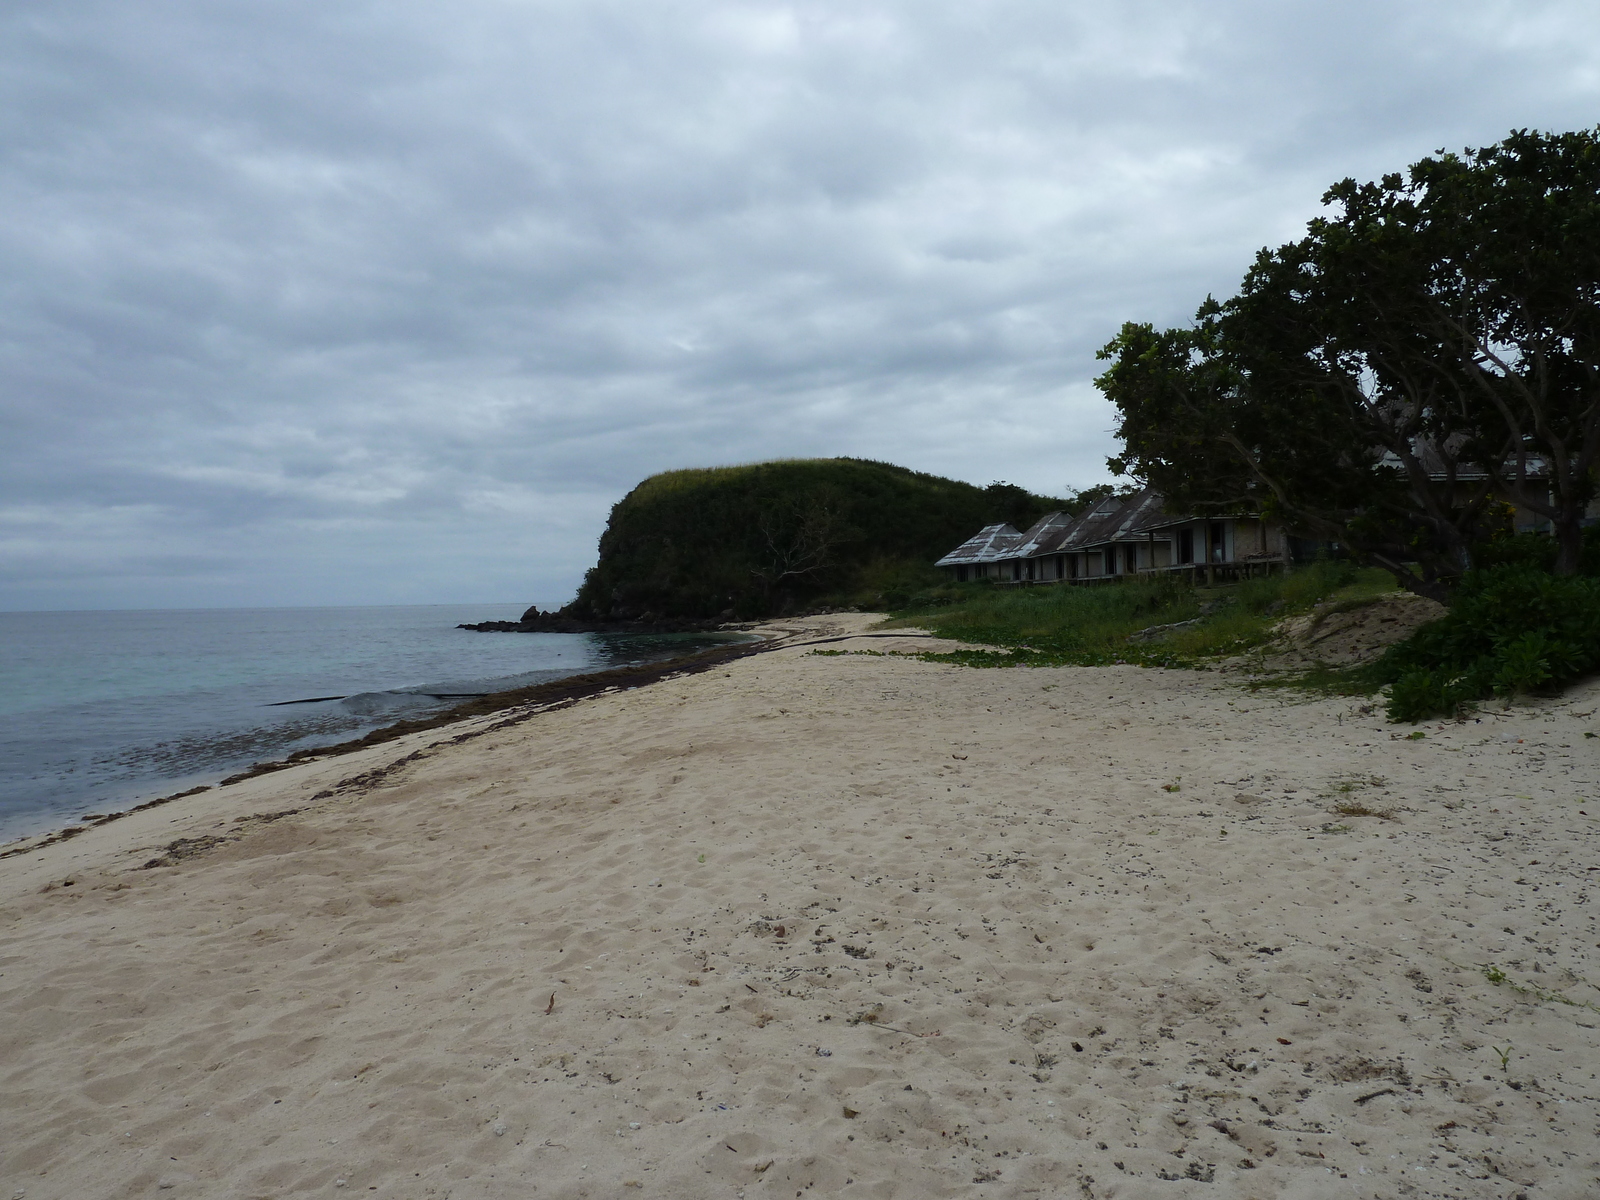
[0,605,733,843]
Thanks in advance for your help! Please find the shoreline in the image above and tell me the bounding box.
[0,627,777,858]
[3,615,1598,1197]
[3,619,941,859]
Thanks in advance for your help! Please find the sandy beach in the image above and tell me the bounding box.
[3,613,1598,1200]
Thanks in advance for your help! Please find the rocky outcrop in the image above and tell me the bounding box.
[457,606,727,634]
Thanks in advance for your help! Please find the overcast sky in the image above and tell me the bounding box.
[3,1,1597,611]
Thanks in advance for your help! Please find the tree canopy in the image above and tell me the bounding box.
[1098,128,1600,602]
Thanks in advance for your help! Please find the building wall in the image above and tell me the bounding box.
[943,518,1286,583]
[1232,518,1279,558]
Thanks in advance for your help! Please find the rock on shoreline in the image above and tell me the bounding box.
[457,605,727,635]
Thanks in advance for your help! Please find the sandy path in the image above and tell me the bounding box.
[3,617,1599,1199]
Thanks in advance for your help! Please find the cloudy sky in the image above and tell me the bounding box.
[3,1,1597,611]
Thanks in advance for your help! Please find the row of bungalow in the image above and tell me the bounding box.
[935,488,1293,584]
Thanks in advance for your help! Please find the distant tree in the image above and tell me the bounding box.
[983,481,1070,530]
[1099,128,1600,602]
[750,491,854,597]
[1060,482,1139,515]
[1097,308,1494,604]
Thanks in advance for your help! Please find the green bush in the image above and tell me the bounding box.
[1471,525,1600,575]
[1374,564,1600,721]
[826,556,953,613]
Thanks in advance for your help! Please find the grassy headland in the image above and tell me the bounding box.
[564,458,1097,621]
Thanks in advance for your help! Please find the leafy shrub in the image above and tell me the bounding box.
[1374,565,1600,721]
[1471,525,1600,575]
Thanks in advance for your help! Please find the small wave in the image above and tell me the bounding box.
[337,691,457,717]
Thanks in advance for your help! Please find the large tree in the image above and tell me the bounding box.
[1099,128,1600,601]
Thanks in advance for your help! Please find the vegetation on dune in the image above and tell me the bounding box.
[888,559,1383,670]
[564,458,1093,621]
[1369,529,1600,721]
[886,530,1600,724]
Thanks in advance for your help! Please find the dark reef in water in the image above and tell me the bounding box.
[457,606,727,634]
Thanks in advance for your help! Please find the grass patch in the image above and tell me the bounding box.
[890,560,1390,672]
[1242,662,1385,702]
[1330,773,1388,793]
[1331,800,1399,820]
[1468,962,1600,1016]
[885,528,1600,723]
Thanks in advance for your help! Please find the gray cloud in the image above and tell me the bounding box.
[3,0,1598,609]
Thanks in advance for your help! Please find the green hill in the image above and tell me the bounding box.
[563,458,1071,621]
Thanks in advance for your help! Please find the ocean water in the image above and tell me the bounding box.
[0,605,734,843]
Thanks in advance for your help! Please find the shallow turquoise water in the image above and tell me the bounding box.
[0,605,728,841]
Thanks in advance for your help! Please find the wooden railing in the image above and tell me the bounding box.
[987,554,1288,587]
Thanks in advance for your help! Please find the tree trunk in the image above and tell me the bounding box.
[1552,505,1586,576]
[1388,570,1455,607]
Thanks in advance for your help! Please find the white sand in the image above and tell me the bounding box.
[3,614,1599,1199]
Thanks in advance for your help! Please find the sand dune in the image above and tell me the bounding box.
[3,614,1599,1199]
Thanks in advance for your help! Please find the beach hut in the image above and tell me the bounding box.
[935,490,1290,585]
[934,522,1025,582]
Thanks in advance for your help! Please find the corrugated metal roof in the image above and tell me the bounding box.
[1099,488,1171,543]
[1010,510,1080,557]
[1056,492,1145,553]
[1112,490,1280,538]
[935,489,1277,568]
[934,522,1025,566]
